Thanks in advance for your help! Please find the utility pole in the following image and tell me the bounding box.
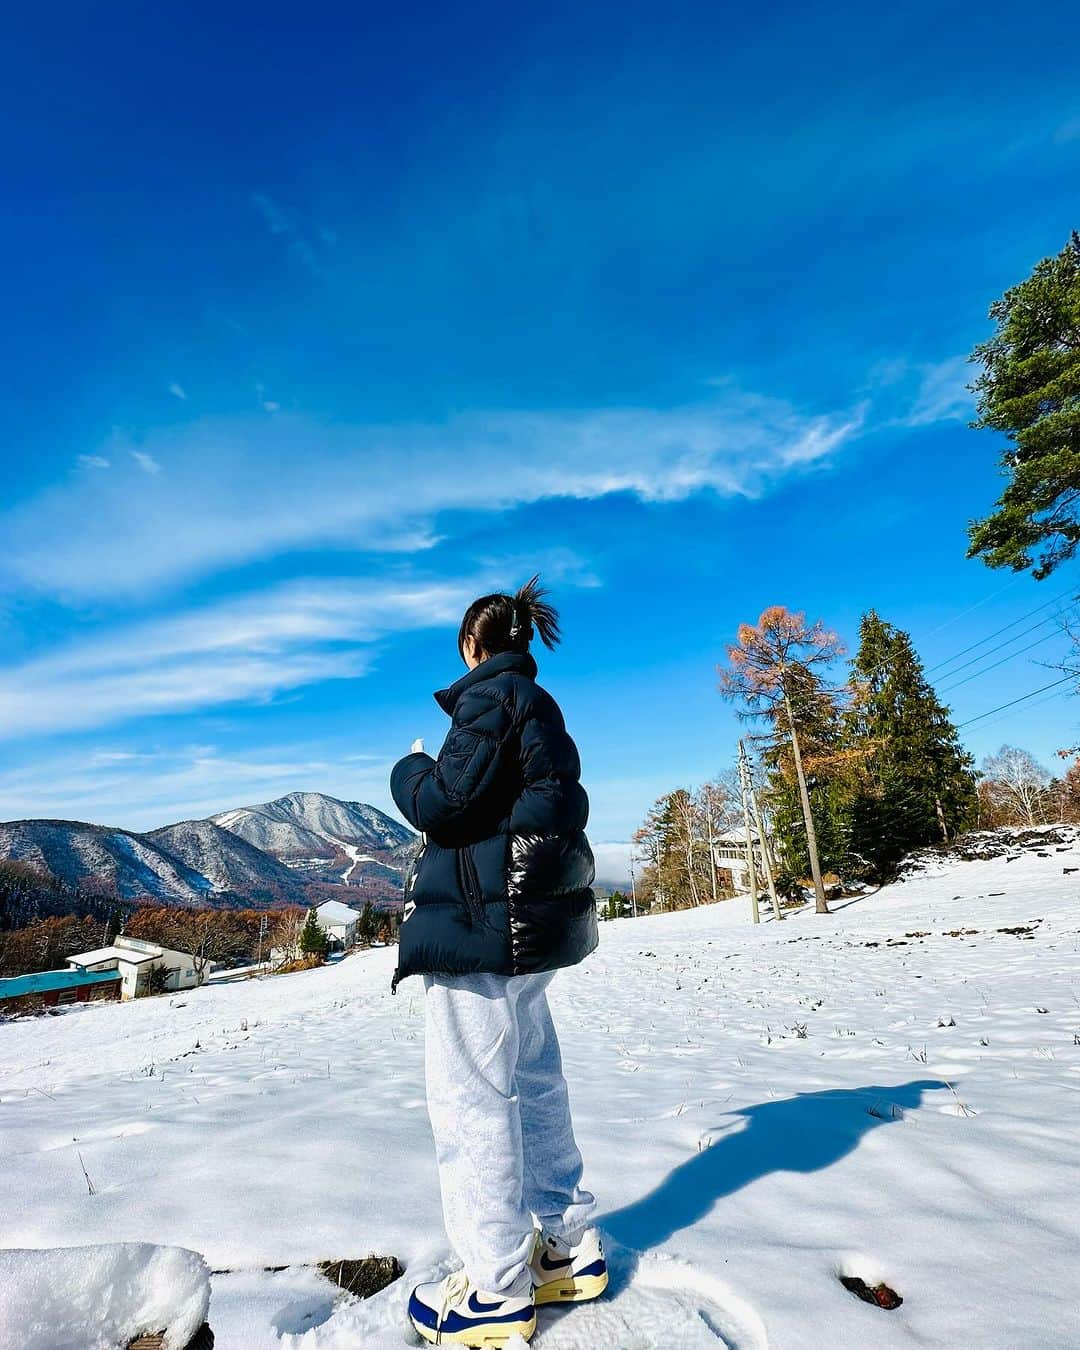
[737,745,760,924]
[629,859,639,918]
[742,742,783,922]
[256,914,268,968]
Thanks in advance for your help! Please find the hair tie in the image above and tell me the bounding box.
[509,599,522,639]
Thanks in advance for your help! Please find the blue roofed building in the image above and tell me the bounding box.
[0,967,122,1016]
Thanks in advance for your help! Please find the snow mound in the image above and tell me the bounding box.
[0,1243,210,1350]
[895,823,1078,880]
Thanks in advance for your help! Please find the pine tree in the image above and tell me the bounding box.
[357,901,379,945]
[968,231,1080,578]
[848,611,977,874]
[299,907,328,961]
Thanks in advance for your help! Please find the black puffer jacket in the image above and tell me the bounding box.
[390,650,597,988]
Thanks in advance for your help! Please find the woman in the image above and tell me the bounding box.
[390,576,606,1347]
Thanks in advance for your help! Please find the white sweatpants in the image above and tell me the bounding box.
[423,970,596,1295]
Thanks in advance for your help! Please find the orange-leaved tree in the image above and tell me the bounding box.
[718,606,845,914]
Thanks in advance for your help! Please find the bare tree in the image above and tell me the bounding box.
[980,745,1055,826]
[670,789,702,907]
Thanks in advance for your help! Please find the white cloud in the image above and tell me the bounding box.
[168,382,188,401]
[0,563,577,742]
[0,742,402,833]
[3,393,864,601]
[252,192,322,273]
[77,455,110,470]
[904,355,974,427]
[131,450,162,475]
[590,840,634,887]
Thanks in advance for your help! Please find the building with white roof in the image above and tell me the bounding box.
[67,934,211,999]
[313,899,362,949]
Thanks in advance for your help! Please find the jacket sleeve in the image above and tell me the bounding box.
[390,689,515,838]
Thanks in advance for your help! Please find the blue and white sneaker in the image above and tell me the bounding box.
[408,1269,536,1346]
[528,1227,608,1305]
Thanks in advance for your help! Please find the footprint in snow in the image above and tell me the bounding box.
[528,1243,768,1350]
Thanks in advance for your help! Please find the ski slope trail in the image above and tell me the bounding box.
[2,829,1079,1347]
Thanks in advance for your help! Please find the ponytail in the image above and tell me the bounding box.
[458,573,562,661]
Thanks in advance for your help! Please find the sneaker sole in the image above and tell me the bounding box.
[534,1270,609,1305]
[411,1313,537,1346]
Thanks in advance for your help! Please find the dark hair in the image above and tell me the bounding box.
[457,574,561,661]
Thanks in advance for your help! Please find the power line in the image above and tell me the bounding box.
[959,683,1074,739]
[937,623,1072,695]
[926,585,1076,677]
[919,574,1028,642]
[956,675,1076,730]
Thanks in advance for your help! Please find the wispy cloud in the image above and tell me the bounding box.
[77,455,110,470]
[1053,117,1080,144]
[168,382,188,401]
[0,563,581,741]
[905,355,975,427]
[866,354,975,430]
[251,192,324,274]
[3,392,865,601]
[0,742,401,832]
[131,450,162,475]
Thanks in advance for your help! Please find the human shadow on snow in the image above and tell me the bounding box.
[599,1079,946,1293]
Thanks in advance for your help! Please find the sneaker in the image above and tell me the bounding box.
[528,1227,608,1306]
[408,1269,536,1346]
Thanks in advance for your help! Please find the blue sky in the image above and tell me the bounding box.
[2,1,1079,860]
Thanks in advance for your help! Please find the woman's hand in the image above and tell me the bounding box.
[411,738,425,754]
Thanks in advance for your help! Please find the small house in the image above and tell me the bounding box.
[710,826,761,893]
[0,968,122,1016]
[67,934,210,999]
[314,900,362,950]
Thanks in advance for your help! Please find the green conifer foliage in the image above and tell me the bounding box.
[968,232,1080,578]
[762,663,855,884]
[299,907,329,960]
[848,611,977,874]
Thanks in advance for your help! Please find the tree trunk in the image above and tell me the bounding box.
[783,689,829,914]
[748,771,784,921]
[737,743,761,924]
[705,796,719,905]
[935,794,949,842]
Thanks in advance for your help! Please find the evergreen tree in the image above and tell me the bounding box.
[299,907,328,961]
[848,611,977,874]
[608,889,630,918]
[356,901,379,945]
[968,231,1080,578]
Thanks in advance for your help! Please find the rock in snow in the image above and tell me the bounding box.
[0,1243,210,1350]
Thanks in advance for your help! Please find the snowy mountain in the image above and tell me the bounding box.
[146,820,308,903]
[3,827,1080,1347]
[0,792,415,908]
[0,819,216,904]
[210,791,414,860]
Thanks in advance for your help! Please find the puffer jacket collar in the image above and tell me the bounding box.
[434,649,538,715]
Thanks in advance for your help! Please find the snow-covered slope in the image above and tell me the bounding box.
[211,791,414,860]
[3,829,1079,1347]
[0,819,215,903]
[147,820,309,903]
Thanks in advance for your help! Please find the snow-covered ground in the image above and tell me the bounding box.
[2,831,1079,1348]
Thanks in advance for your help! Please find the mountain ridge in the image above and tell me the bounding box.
[0,793,416,909]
